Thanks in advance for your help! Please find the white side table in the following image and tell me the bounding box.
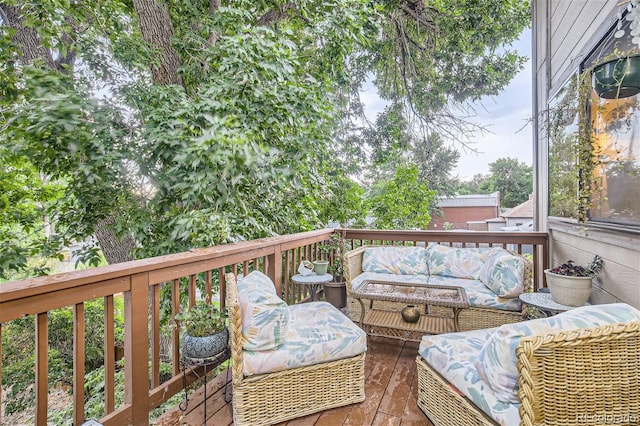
[291,273,333,302]
[519,291,589,317]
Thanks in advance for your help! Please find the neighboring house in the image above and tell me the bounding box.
[501,194,534,230]
[533,1,640,307]
[428,192,500,230]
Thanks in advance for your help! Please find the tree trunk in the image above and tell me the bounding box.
[94,216,136,264]
[0,3,56,68]
[132,0,183,87]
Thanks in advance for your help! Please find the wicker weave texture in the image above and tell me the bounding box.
[416,321,640,426]
[416,356,496,426]
[517,321,640,426]
[225,273,365,426]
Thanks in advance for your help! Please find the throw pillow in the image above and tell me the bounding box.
[362,246,429,275]
[479,249,525,298]
[237,271,290,351]
[426,244,493,279]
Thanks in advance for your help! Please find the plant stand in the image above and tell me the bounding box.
[180,347,231,425]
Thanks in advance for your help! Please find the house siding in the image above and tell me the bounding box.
[533,0,640,309]
[429,206,499,230]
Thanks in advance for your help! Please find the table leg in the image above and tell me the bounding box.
[453,308,461,332]
[357,298,365,323]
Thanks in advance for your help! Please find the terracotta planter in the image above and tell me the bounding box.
[592,55,640,99]
[544,270,593,307]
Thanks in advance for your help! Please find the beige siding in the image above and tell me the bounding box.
[549,221,640,309]
[534,0,640,308]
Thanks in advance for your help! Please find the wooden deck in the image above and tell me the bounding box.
[155,336,434,426]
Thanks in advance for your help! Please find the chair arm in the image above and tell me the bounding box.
[516,321,640,426]
[343,246,369,293]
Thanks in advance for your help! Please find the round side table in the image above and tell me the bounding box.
[291,273,333,302]
[519,292,590,317]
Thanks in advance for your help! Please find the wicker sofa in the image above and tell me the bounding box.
[225,271,366,426]
[416,303,640,425]
[344,244,533,331]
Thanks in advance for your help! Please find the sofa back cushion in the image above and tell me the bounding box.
[426,244,493,279]
[474,303,640,403]
[237,271,290,351]
[362,246,429,275]
[479,248,525,298]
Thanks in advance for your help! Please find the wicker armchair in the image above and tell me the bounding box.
[416,321,640,425]
[344,245,533,331]
[225,273,365,426]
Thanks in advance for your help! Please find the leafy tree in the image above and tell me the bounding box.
[483,157,533,208]
[0,0,530,279]
[457,173,492,195]
[368,165,435,229]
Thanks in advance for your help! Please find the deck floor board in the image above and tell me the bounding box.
[156,337,434,426]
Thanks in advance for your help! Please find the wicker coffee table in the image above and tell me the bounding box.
[351,280,469,342]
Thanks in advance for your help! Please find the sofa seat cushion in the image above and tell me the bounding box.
[426,244,494,279]
[350,271,430,293]
[419,328,520,425]
[362,246,429,275]
[427,276,522,312]
[475,303,640,404]
[242,301,367,376]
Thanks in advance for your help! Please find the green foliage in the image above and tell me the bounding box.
[175,301,227,337]
[368,165,435,229]
[486,158,533,208]
[0,0,529,278]
[457,173,492,195]
[1,298,125,416]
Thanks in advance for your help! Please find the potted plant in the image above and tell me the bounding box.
[544,255,603,306]
[319,232,348,309]
[175,302,228,360]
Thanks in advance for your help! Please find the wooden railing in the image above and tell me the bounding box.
[0,228,548,425]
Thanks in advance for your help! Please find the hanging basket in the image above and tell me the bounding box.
[592,55,640,99]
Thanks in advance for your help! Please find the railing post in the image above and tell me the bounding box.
[124,273,150,425]
[35,313,48,426]
[268,245,283,295]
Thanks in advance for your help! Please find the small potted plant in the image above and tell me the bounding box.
[544,255,603,306]
[319,233,347,309]
[175,302,228,360]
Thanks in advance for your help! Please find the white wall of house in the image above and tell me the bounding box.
[533,0,640,308]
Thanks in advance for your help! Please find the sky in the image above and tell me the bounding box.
[361,29,533,181]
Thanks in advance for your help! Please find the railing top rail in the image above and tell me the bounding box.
[342,228,548,243]
[0,229,334,303]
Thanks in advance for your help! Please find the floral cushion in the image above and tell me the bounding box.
[474,303,640,403]
[426,244,493,279]
[350,273,522,312]
[350,271,431,292]
[361,246,429,275]
[242,302,367,376]
[237,271,290,351]
[419,328,520,425]
[427,276,522,312]
[479,249,525,298]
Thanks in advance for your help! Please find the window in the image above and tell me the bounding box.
[548,12,640,227]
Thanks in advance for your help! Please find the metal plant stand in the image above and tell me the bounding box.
[179,347,231,425]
